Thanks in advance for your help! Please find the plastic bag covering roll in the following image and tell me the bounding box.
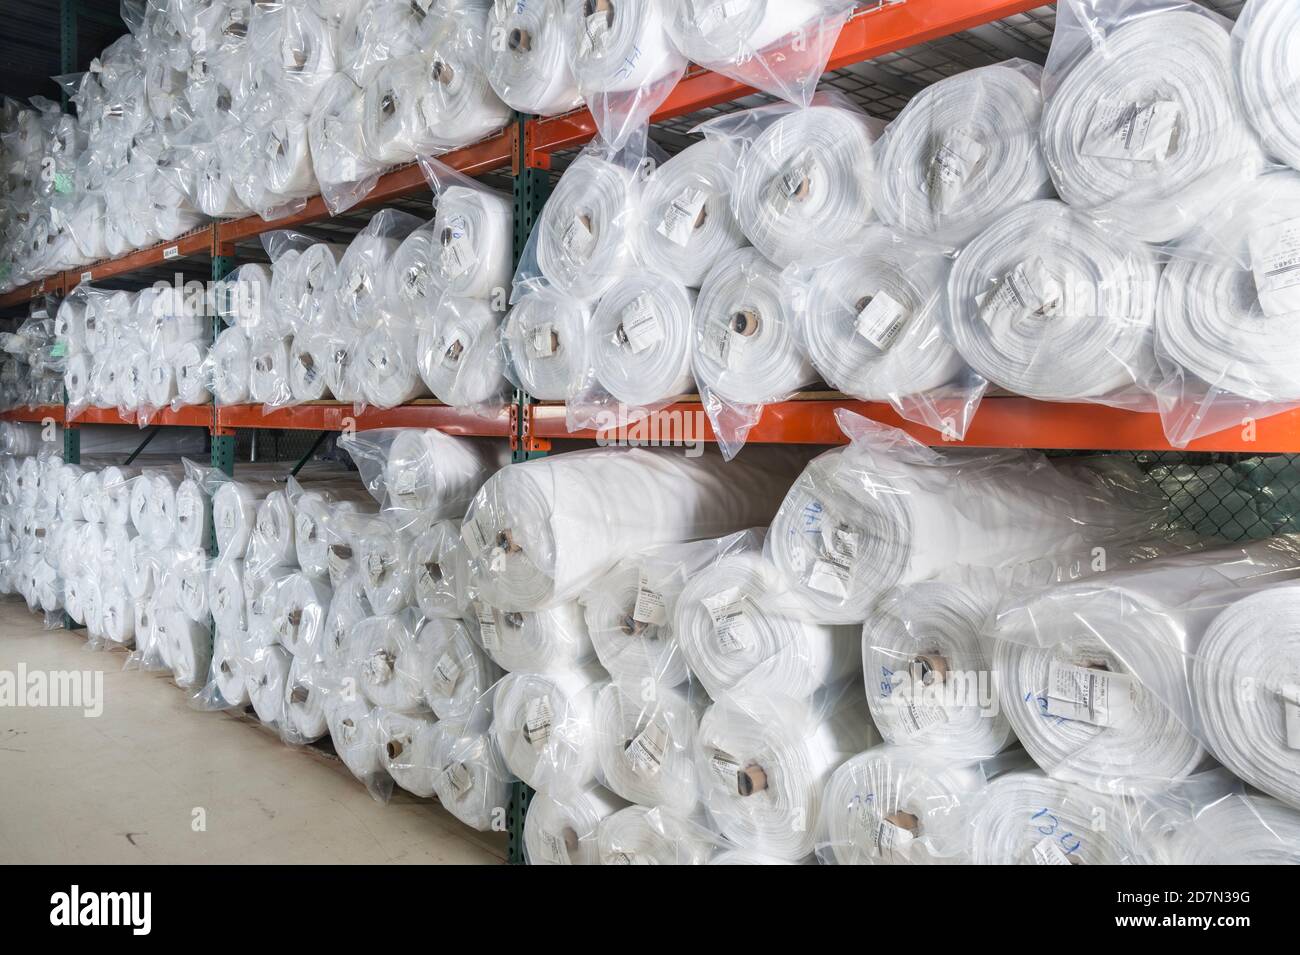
[295,491,374,579]
[730,105,878,268]
[176,551,211,623]
[524,783,629,865]
[819,747,985,865]
[246,564,297,649]
[100,584,136,646]
[336,232,402,331]
[945,200,1158,404]
[665,0,824,84]
[209,558,246,634]
[356,518,414,615]
[471,598,592,674]
[358,325,429,409]
[323,332,365,404]
[380,428,500,531]
[157,611,212,688]
[326,696,385,781]
[534,153,635,300]
[172,340,212,406]
[248,644,292,725]
[309,73,385,209]
[353,613,425,712]
[863,580,1014,761]
[1236,0,1300,173]
[492,664,606,793]
[174,479,210,551]
[285,653,330,740]
[594,681,700,815]
[797,229,963,402]
[323,575,373,672]
[213,479,277,559]
[463,445,805,610]
[65,353,93,409]
[676,551,859,700]
[692,247,816,406]
[589,271,696,407]
[501,287,590,401]
[875,61,1051,245]
[1192,585,1300,809]
[696,689,878,861]
[416,297,509,408]
[432,722,516,830]
[566,0,681,93]
[272,572,332,659]
[211,327,251,405]
[1163,793,1300,865]
[262,118,317,199]
[969,771,1140,864]
[419,9,512,151]
[288,331,332,401]
[386,225,445,323]
[582,560,689,688]
[378,709,440,797]
[249,332,291,405]
[596,805,717,865]
[338,0,426,87]
[433,185,513,299]
[249,490,298,569]
[361,55,434,165]
[413,521,471,620]
[1040,9,1263,244]
[213,628,251,708]
[636,138,748,289]
[1155,173,1300,412]
[417,616,499,720]
[483,0,582,116]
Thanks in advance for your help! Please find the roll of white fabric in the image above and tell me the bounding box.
[676,551,859,700]
[326,696,385,781]
[77,471,104,525]
[129,473,175,546]
[64,353,94,410]
[492,664,606,794]
[819,746,984,865]
[355,519,415,616]
[246,564,298,649]
[125,534,158,600]
[797,230,964,402]
[173,478,211,552]
[55,297,87,356]
[636,138,749,289]
[419,10,511,151]
[377,708,441,797]
[99,467,139,528]
[145,347,178,409]
[730,105,878,268]
[581,561,689,689]
[665,0,823,78]
[524,783,629,865]
[696,689,878,861]
[692,247,817,406]
[590,272,696,408]
[213,479,277,559]
[174,550,211,624]
[322,575,373,672]
[946,199,1159,404]
[534,153,636,300]
[416,616,498,720]
[432,185,513,300]
[288,331,333,402]
[1192,585,1300,809]
[248,332,292,406]
[1236,0,1300,173]
[338,0,426,87]
[208,558,246,635]
[565,0,680,95]
[413,521,472,620]
[157,610,212,688]
[416,297,509,408]
[483,0,583,116]
[969,771,1141,864]
[335,233,402,331]
[294,490,374,579]
[385,225,445,324]
[353,614,425,713]
[501,287,590,402]
[470,599,592,674]
[432,722,516,831]
[213,628,251,708]
[309,73,386,202]
[593,680,701,815]
[992,583,1207,795]
[464,445,804,610]
[1040,9,1263,244]
[271,572,333,659]
[248,644,293,725]
[271,248,306,333]
[99,583,136,646]
[361,54,434,165]
[270,5,339,115]
[262,117,317,199]
[1163,794,1300,865]
[284,654,330,741]
[358,324,430,409]
[596,805,717,865]
[863,579,1014,761]
[249,490,298,569]
[875,62,1052,244]
[1156,173,1300,405]
[211,327,252,405]
[172,340,212,406]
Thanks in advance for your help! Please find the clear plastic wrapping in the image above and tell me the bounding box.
[500,285,591,403]
[490,662,607,794]
[1234,0,1300,174]
[524,781,629,864]
[469,597,592,674]
[482,0,583,117]
[592,678,702,816]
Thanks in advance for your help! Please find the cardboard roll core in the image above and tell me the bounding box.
[441,227,457,246]
[290,684,310,705]
[584,0,615,28]
[284,46,309,72]
[431,60,454,86]
[423,560,444,582]
[909,653,949,686]
[508,28,532,53]
[619,614,648,636]
[503,611,525,629]
[737,762,769,796]
[330,543,353,561]
[560,827,581,854]
[286,608,304,628]
[444,338,465,363]
[495,528,521,554]
[386,738,406,760]
[381,93,398,117]
[220,660,232,675]
[730,308,761,337]
[884,810,920,834]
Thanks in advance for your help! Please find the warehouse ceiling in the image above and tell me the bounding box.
[0,0,126,108]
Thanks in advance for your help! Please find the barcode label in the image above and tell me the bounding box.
[1044,660,1131,727]
[856,291,908,351]
[632,571,666,625]
[656,187,707,247]
[523,695,554,751]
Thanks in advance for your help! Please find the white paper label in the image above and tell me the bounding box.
[327,546,351,581]
[80,271,93,284]
[926,130,986,210]
[632,571,666,625]
[694,0,743,35]
[855,291,908,351]
[1249,217,1300,318]
[460,510,491,552]
[1082,99,1179,163]
[619,296,663,354]
[700,588,753,655]
[1044,660,1131,728]
[444,760,473,797]
[163,245,180,260]
[524,695,554,751]
[475,603,499,652]
[625,716,669,777]
[1032,835,1073,865]
[430,652,462,696]
[980,257,1063,323]
[561,215,594,260]
[772,150,813,210]
[709,749,740,785]
[807,557,851,598]
[537,829,571,865]
[1283,684,1300,751]
[870,818,916,858]
[525,323,557,359]
[894,695,949,738]
[441,231,476,279]
[656,187,708,247]
[581,11,611,54]
[700,320,741,370]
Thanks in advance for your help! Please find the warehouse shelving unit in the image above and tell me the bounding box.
[0,0,1281,864]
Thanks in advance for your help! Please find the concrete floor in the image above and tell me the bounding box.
[0,599,507,864]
